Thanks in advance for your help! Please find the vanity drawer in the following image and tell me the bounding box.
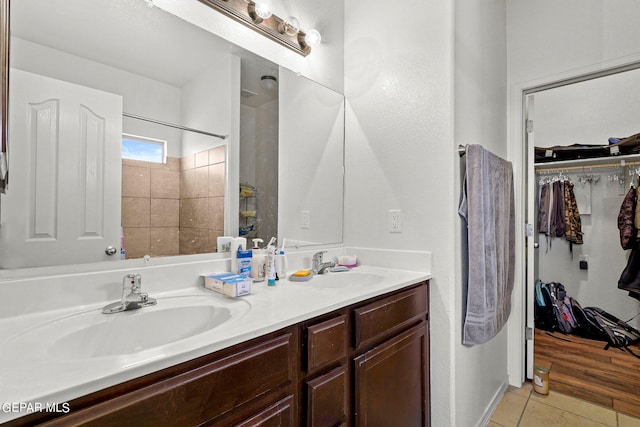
[354,283,428,351]
[42,332,295,427]
[306,314,348,373]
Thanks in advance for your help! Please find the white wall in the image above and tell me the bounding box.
[454,2,510,426]
[180,64,231,157]
[255,99,279,241]
[279,68,344,246]
[345,0,508,425]
[508,0,640,86]
[11,38,183,156]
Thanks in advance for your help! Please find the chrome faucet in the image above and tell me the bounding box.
[311,251,336,275]
[102,274,157,314]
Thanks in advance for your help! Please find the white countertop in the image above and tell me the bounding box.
[0,265,430,423]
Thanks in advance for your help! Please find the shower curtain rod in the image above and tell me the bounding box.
[122,112,228,140]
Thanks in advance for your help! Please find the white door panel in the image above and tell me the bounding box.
[1,69,122,268]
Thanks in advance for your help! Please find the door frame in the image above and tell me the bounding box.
[507,55,640,385]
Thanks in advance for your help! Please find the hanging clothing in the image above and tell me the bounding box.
[538,183,551,235]
[550,181,565,238]
[536,178,583,249]
[564,180,583,245]
[618,186,637,250]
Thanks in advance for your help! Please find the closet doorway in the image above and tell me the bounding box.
[525,65,640,415]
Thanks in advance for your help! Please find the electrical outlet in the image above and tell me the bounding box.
[389,209,402,233]
[301,210,311,229]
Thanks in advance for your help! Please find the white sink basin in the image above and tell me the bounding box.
[4,295,250,360]
[308,272,385,288]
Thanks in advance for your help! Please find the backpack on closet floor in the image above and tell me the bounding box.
[582,307,640,357]
[569,298,609,342]
[534,280,558,332]
[535,281,574,333]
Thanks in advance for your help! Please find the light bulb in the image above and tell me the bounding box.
[254,2,272,20]
[304,29,321,47]
[282,16,300,36]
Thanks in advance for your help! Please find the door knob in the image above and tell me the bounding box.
[533,242,539,248]
[105,246,118,256]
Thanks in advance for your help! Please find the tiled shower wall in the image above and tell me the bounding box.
[179,147,225,255]
[121,146,225,259]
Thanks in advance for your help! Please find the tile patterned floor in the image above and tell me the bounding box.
[490,383,640,427]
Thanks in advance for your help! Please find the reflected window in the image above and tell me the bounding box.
[121,133,166,163]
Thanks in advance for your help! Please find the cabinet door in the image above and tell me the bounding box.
[306,365,347,427]
[235,395,295,427]
[306,314,347,374]
[354,323,428,427]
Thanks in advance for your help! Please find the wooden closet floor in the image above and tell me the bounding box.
[534,328,640,419]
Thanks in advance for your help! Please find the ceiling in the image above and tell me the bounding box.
[11,0,278,107]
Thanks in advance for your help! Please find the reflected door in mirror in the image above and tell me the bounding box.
[0,69,122,268]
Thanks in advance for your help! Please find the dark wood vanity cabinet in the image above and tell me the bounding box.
[300,282,429,427]
[9,281,429,427]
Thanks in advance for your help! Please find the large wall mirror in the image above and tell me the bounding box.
[0,0,344,269]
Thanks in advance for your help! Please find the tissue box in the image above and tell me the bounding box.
[204,273,252,297]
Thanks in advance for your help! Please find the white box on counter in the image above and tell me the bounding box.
[203,273,252,297]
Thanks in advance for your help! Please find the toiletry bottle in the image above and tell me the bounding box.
[230,237,247,274]
[237,247,252,278]
[266,245,276,286]
[275,249,287,280]
[251,238,265,282]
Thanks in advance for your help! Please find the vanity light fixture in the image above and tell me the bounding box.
[259,75,277,91]
[197,0,319,56]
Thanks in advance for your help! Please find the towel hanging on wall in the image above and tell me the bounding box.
[459,144,515,345]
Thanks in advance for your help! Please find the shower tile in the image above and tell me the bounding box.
[150,198,179,227]
[195,150,209,168]
[193,198,209,229]
[122,165,150,198]
[150,169,180,199]
[181,154,195,171]
[194,166,209,198]
[122,197,150,227]
[208,163,225,197]
[208,197,224,231]
[209,146,225,164]
[123,158,150,168]
[179,228,208,255]
[150,156,180,171]
[181,169,196,199]
[150,227,179,256]
[123,227,150,259]
[180,199,196,228]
